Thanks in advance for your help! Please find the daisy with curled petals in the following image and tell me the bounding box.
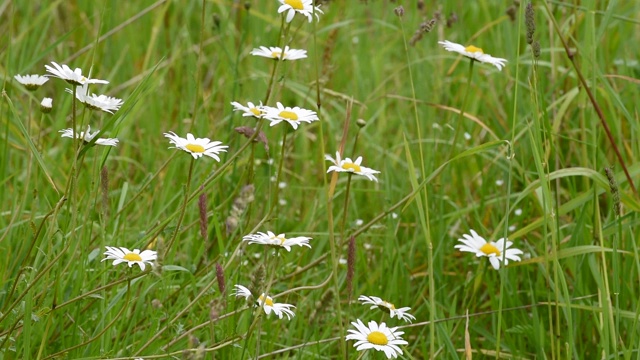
[66,84,123,114]
[438,40,508,71]
[14,74,49,90]
[346,319,408,359]
[60,126,119,146]
[358,295,416,323]
[250,46,307,61]
[45,61,109,86]
[242,231,312,252]
[164,132,228,160]
[231,285,296,320]
[325,151,380,182]
[231,101,264,118]
[278,0,323,23]
[102,246,157,271]
[231,284,253,300]
[262,102,319,130]
[454,229,523,270]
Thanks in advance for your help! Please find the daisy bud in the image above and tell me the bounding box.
[40,97,53,113]
[356,118,366,128]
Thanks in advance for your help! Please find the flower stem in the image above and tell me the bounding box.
[446,59,474,160]
[164,157,195,258]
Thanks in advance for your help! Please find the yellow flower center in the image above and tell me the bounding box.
[341,163,362,172]
[250,107,261,116]
[465,45,484,54]
[259,294,274,307]
[285,0,304,10]
[279,110,299,121]
[186,143,205,153]
[480,243,501,256]
[367,331,389,345]
[383,301,396,310]
[123,252,142,262]
[271,51,283,58]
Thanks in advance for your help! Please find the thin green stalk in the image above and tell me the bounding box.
[164,157,195,258]
[338,174,352,242]
[446,60,474,161]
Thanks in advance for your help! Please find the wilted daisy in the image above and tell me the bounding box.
[262,102,319,130]
[242,231,312,252]
[231,101,264,118]
[164,131,228,160]
[358,295,416,323]
[325,151,380,182]
[278,0,323,23]
[250,46,307,61]
[66,84,123,114]
[438,40,507,71]
[346,319,408,359]
[454,229,523,270]
[231,284,296,320]
[102,246,157,271]
[40,97,53,113]
[14,74,49,90]
[59,125,119,146]
[45,61,109,86]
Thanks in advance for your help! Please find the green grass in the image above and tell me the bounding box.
[2,0,640,359]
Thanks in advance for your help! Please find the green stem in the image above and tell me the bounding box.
[164,157,195,258]
[447,60,474,160]
[339,174,353,242]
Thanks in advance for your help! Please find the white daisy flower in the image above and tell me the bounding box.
[346,319,408,359]
[262,102,318,130]
[250,46,308,61]
[231,101,264,118]
[101,246,157,271]
[358,295,416,323]
[164,131,228,160]
[14,74,49,90]
[44,61,109,86]
[325,151,380,182]
[231,284,296,320]
[242,231,312,252]
[66,84,123,114]
[59,125,119,147]
[40,97,53,113]
[454,229,523,270]
[278,0,323,23]
[438,40,508,71]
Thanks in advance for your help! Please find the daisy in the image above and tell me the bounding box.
[262,102,319,130]
[454,229,523,270]
[164,131,228,160]
[231,101,264,118]
[231,284,253,300]
[242,231,312,252]
[14,74,49,90]
[101,246,157,271]
[45,61,109,86]
[40,97,53,113]
[346,319,408,359]
[278,0,323,23]
[438,40,508,71]
[358,295,416,323]
[59,125,119,146]
[250,46,307,61]
[258,294,296,320]
[66,84,123,114]
[325,151,380,182]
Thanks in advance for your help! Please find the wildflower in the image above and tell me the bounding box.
[231,101,264,118]
[438,40,507,71]
[102,246,157,271]
[66,84,123,114]
[277,0,323,23]
[250,46,307,61]
[231,284,296,320]
[44,61,108,86]
[40,97,53,113]
[358,295,416,323]
[164,131,228,160]
[325,151,380,182]
[262,102,319,129]
[59,125,119,146]
[454,229,523,270]
[242,231,312,252]
[346,319,408,359]
[14,74,48,90]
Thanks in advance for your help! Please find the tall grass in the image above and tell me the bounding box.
[1,0,640,359]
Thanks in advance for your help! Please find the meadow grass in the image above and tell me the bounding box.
[2,0,640,359]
